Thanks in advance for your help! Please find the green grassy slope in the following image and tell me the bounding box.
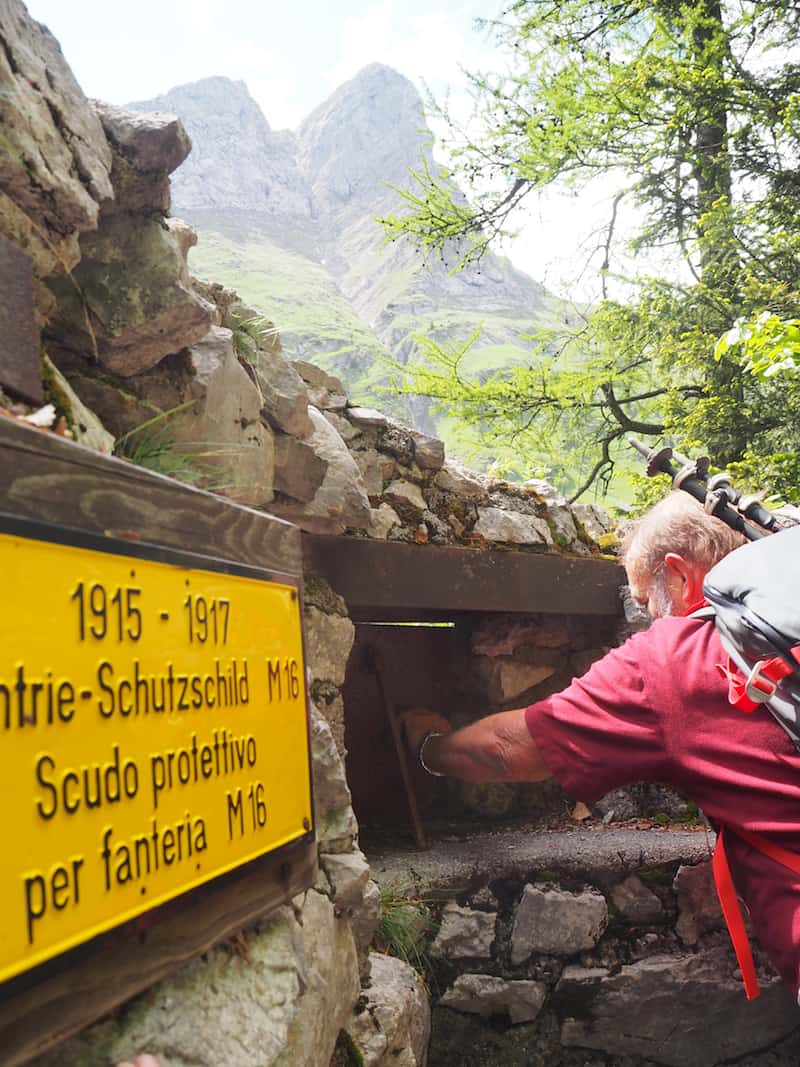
[189,230,388,378]
[187,221,572,473]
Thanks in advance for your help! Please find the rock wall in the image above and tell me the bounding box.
[445,612,614,822]
[371,835,800,1067]
[0,0,112,303]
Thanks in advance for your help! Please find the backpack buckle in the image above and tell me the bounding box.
[744,661,778,704]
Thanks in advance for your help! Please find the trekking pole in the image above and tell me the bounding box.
[703,473,792,535]
[666,447,791,534]
[628,438,766,540]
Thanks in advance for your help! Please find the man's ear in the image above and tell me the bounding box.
[665,552,705,607]
[664,552,688,582]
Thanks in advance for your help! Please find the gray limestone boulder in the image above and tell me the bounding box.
[309,702,358,855]
[550,506,580,546]
[253,344,313,438]
[556,949,799,1066]
[385,478,427,513]
[434,461,486,500]
[347,405,389,429]
[92,101,191,215]
[309,700,352,817]
[271,406,370,533]
[291,360,347,410]
[273,432,327,503]
[169,325,274,505]
[45,216,214,375]
[379,422,416,466]
[0,0,113,279]
[303,604,356,689]
[311,688,347,761]
[440,973,547,1025]
[323,409,362,441]
[410,429,445,470]
[431,902,495,960]
[610,873,664,924]
[522,478,566,504]
[572,502,613,543]
[31,891,360,1067]
[674,860,724,945]
[353,447,396,497]
[94,102,190,176]
[367,502,401,539]
[165,216,198,264]
[474,506,552,546]
[511,885,607,963]
[321,849,371,911]
[346,953,430,1067]
[352,879,382,966]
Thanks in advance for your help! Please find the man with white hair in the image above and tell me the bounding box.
[403,493,800,1003]
[622,491,745,618]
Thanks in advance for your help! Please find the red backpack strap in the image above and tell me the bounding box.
[712,823,800,1000]
[732,825,800,876]
[712,825,761,1000]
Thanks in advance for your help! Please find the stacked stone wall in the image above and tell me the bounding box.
[371,836,800,1067]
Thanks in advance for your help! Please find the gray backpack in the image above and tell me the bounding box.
[700,526,800,749]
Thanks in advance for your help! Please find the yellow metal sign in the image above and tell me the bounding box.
[0,520,313,984]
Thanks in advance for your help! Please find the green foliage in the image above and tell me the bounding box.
[373,885,435,985]
[716,311,800,379]
[627,470,674,516]
[113,403,229,488]
[223,309,279,360]
[382,0,800,501]
[726,451,800,504]
[382,158,488,265]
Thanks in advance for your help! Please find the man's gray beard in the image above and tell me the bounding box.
[650,572,676,618]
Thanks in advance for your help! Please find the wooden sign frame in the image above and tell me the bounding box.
[0,417,317,1066]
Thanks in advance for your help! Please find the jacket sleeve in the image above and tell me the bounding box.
[525,627,670,803]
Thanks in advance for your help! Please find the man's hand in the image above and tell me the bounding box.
[116,1056,160,1067]
[399,707,452,757]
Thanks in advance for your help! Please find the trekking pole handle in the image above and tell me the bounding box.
[705,474,793,534]
[735,493,795,534]
[628,438,765,540]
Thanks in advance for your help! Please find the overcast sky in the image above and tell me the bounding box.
[23,0,619,298]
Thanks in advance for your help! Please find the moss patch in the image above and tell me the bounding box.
[303,575,349,616]
[330,1029,364,1067]
[40,352,75,431]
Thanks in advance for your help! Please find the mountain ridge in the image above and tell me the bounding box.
[131,66,562,448]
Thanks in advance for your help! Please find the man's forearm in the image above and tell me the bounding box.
[418,708,552,783]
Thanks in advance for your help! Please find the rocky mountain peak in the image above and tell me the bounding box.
[297,64,431,217]
[123,64,550,439]
[130,76,312,217]
[129,64,437,229]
